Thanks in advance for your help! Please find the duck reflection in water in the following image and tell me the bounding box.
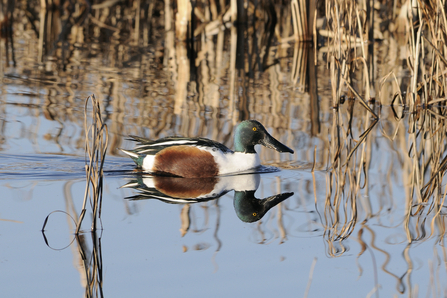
[122,174,293,223]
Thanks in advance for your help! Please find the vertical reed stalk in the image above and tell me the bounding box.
[76,94,108,234]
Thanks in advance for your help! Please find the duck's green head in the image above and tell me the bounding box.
[233,120,294,154]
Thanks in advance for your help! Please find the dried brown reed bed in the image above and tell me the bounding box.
[321,0,377,255]
[385,2,447,243]
[321,0,447,256]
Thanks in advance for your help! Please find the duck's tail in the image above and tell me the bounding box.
[120,148,139,159]
[120,148,144,166]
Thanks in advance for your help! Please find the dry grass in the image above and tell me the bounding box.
[320,0,447,257]
[40,94,107,297]
[77,94,108,233]
[75,94,107,297]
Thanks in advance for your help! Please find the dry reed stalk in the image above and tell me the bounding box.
[324,115,359,253]
[379,71,404,106]
[343,77,377,118]
[76,94,108,234]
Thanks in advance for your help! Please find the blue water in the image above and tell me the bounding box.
[0,8,446,297]
[1,96,445,297]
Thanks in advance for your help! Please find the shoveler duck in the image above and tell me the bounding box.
[120,120,294,178]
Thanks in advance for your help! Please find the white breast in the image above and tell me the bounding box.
[208,150,261,176]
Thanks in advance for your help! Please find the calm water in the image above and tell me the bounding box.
[1,2,446,298]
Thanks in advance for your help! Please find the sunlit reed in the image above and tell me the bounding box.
[321,0,447,256]
[77,94,108,233]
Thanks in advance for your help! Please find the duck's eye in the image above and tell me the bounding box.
[252,127,257,131]
[252,212,257,216]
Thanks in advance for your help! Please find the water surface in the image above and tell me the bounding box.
[1,1,446,297]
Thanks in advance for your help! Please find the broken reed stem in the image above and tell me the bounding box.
[343,75,377,119]
[76,94,108,234]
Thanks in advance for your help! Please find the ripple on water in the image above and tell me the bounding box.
[0,153,131,180]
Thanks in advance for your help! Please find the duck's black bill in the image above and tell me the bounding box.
[262,134,294,154]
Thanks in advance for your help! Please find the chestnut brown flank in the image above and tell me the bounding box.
[154,176,218,198]
[153,146,219,178]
